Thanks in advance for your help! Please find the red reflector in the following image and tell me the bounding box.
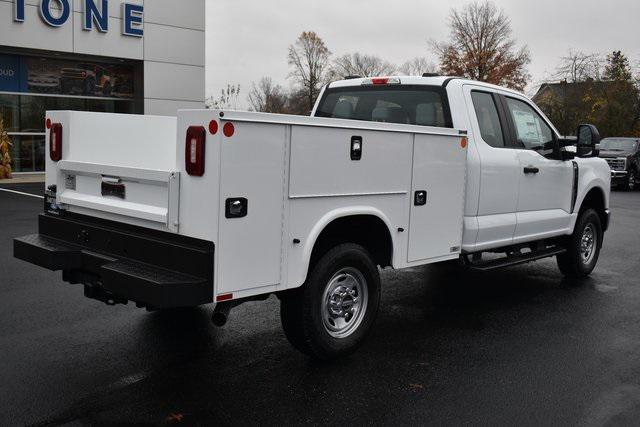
[223,122,235,137]
[209,120,218,135]
[371,77,390,85]
[49,123,62,162]
[45,118,51,129]
[216,293,233,302]
[185,126,206,176]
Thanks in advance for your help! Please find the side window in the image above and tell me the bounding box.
[471,92,505,148]
[505,98,553,150]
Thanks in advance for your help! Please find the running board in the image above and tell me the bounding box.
[465,247,566,272]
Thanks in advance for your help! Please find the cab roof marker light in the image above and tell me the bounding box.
[362,77,401,86]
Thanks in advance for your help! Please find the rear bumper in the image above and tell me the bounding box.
[14,213,214,309]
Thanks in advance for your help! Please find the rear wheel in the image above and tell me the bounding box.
[280,243,381,360]
[557,208,602,278]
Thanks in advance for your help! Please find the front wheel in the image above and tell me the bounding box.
[280,243,381,360]
[626,169,638,191]
[557,208,603,278]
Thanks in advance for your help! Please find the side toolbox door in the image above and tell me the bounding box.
[408,133,467,262]
[217,121,286,294]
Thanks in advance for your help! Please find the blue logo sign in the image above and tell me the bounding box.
[13,0,143,37]
[0,54,27,93]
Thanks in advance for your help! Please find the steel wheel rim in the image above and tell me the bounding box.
[580,223,597,265]
[629,173,637,191]
[321,267,368,339]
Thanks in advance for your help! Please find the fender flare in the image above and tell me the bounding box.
[298,206,397,284]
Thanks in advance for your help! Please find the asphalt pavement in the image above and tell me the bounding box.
[1,183,639,426]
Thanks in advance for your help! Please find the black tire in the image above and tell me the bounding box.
[626,169,638,191]
[280,243,381,360]
[557,208,603,278]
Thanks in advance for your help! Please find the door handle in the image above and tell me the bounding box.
[351,136,362,160]
[225,197,248,218]
[523,166,539,174]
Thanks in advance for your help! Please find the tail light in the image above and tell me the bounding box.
[49,123,62,162]
[185,126,206,176]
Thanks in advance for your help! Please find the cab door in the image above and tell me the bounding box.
[500,95,574,242]
[464,86,521,250]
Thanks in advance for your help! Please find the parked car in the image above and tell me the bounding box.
[14,76,611,359]
[599,137,640,191]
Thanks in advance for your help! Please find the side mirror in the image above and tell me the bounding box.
[576,124,601,157]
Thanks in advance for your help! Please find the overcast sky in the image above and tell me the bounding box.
[206,0,640,107]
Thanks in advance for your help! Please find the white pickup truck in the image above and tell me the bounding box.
[14,75,611,359]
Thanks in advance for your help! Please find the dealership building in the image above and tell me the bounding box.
[0,0,205,173]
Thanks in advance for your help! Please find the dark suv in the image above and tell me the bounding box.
[599,137,640,191]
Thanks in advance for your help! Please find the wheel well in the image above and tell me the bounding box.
[310,215,393,269]
[579,187,607,227]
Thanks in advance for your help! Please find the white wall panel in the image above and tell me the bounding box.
[144,99,203,116]
[0,2,73,52]
[71,0,143,18]
[144,23,204,66]
[72,12,143,59]
[144,61,204,102]
[144,0,205,30]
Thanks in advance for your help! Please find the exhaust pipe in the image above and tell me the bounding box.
[212,302,232,327]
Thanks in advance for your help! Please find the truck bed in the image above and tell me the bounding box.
[33,109,467,304]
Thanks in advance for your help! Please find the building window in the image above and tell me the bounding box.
[0,53,142,173]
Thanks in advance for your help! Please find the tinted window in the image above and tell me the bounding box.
[315,86,450,128]
[505,97,553,150]
[471,92,504,148]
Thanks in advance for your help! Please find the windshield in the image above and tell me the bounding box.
[600,138,638,151]
[315,85,452,128]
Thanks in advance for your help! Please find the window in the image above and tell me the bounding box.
[471,92,505,148]
[505,97,553,150]
[315,86,451,128]
[0,95,19,132]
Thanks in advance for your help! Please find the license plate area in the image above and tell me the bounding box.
[101,176,126,199]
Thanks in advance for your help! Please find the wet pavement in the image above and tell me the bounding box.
[1,183,639,425]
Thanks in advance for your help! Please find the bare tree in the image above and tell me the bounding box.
[288,31,331,112]
[206,84,241,109]
[398,57,439,76]
[330,53,396,78]
[432,1,530,91]
[553,50,602,83]
[247,77,289,113]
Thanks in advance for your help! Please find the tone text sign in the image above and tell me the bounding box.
[13,0,144,37]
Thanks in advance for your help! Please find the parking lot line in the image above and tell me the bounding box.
[0,188,44,199]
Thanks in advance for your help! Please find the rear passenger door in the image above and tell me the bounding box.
[464,86,520,250]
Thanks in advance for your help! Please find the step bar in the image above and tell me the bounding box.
[464,247,566,272]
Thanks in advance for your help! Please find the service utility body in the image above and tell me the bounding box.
[14,75,611,359]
